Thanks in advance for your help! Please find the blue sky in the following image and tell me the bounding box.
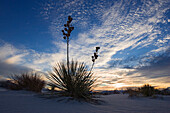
[0,0,170,90]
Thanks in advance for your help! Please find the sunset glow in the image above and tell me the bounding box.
[0,0,169,90]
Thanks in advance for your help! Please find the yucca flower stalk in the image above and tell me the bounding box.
[61,16,74,72]
[90,47,100,74]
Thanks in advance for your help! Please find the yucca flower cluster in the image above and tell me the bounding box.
[61,16,74,69]
[61,16,74,40]
[90,47,100,73]
[92,47,100,62]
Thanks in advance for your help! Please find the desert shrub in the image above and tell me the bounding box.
[127,88,140,97]
[10,73,45,92]
[139,84,155,97]
[47,60,97,101]
[0,80,22,90]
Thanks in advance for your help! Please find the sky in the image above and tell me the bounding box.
[0,0,170,90]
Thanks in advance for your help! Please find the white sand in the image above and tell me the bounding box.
[0,88,170,113]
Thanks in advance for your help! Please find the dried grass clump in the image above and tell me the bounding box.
[0,80,22,90]
[10,73,45,92]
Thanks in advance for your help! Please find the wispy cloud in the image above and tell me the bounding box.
[5,53,28,64]
[0,43,19,60]
[0,42,32,78]
[0,0,169,89]
[42,0,170,88]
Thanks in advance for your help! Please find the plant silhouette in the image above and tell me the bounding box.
[10,73,45,92]
[47,60,96,100]
[47,16,101,101]
[139,84,155,97]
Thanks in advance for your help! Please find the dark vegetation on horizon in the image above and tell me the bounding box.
[127,84,170,97]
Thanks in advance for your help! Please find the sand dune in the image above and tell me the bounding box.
[0,88,170,113]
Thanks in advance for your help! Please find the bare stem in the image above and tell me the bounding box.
[89,62,95,74]
[67,37,69,73]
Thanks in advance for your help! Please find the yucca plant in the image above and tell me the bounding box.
[46,16,100,102]
[10,73,45,93]
[139,84,155,97]
[47,60,97,101]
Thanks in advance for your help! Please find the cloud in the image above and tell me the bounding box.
[96,53,170,88]
[122,52,170,87]
[0,43,19,60]
[0,42,50,79]
[38,0,170,89]
[127,53,170,79]
[0,61,33,79]
[5,53,28,64]
[0,0,170,89]
[0,42,32,79]
[0,41,29,63]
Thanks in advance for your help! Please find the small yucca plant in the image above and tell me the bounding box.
[47,60,97,101]
[11,73,45,92]
[139,84,155,97]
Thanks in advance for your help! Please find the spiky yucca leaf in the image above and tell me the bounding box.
[47,60,97,100]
